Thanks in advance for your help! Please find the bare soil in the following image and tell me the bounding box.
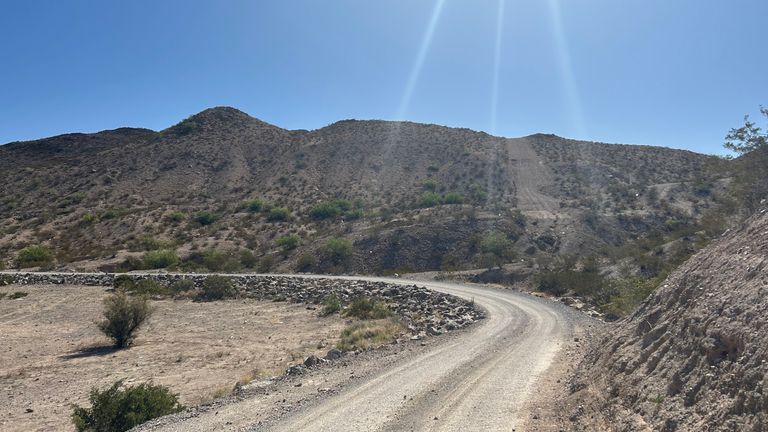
[0,284,346,432]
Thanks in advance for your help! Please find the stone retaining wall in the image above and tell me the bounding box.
[1,272,484,337]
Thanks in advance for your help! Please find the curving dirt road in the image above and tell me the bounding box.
[131,276,587,432]
[257,277,580,432]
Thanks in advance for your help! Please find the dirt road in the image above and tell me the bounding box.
[258,277,579,431]
[135,275,586,432]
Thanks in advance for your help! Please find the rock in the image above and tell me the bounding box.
[304,355,324,367]
[286,365,305,375]
[324,349,343,360]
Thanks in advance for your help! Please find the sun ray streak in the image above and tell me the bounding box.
[490,0,506,135]
[547,0,586,138]
[396,0,446,120]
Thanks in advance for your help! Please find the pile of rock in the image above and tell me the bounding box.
[0,272,484,339]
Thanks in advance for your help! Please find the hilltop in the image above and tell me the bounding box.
[0,107,728,279]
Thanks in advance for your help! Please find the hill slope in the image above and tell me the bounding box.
[0,107,725,273]
[569,207,768,431]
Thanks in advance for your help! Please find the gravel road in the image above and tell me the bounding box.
[254,277,582,431]
[13,273,587,432]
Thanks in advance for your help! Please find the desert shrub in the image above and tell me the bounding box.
[310,202,342,220]
[167,211,186,223]
[101,208,128,220]
[239,250,257,269]
[98,292,151,348]
[198,275,236,301]
[140,237,176,251]
[169,279,195,295]
[479,232,516,269]
[193,211,216,226]
[325,238,352,262]
[442,192,464,205]
[81,213,97,224]
[276,234,301,250]
[71,380,183,432]
[8,291,28,299]
[17,245,53,269]
[343,297,391,319]
[468,182,488,204]
[320,294,341,316]
[201,250,239,272]
[419,192,442,208]
[422,179,437,191]
[598,276,658,320]
[336,319,402,351]
[534,271,571,296]
[257,255,274,273]
[142,249,178,269]
[267,207,290,222]
[242,198,265,212]
[113,275,136,291]
[0,274,14,285]
[296,253,316,272]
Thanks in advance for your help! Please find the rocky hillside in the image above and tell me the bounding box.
[569,207,768,431]
[0,107,726,273]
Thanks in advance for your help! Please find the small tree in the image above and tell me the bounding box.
[71,380,183,432]
[99,292,151,348]
[725,106,768,212]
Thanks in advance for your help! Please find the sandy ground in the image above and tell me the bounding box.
[0,284,346,432]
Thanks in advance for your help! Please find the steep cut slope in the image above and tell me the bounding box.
[0,107,725,272]
[570,208,768,431]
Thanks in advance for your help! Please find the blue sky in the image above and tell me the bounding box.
[1,1,766,155]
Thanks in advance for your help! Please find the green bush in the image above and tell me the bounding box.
[239,250,257,269]
[71,380,183,432]
[320,294,341,316]
[296,253,316,272]
[479,232,515,269]
[422,180,437,191]
[310,202,342,220]
[442,192,464,205]
[242,198,265,212]
[198,276,236,301]
[9,291,28,299]
[0,274,14,286]
[81,213,98,224]
[193,211,217,226]
[113,275,136,291]
[276,234,301,250]
[167,211,186,223]
[140,237,176,251]
[169,279,195,295]
[318,238,353,273]
[257,255,274,273]
[343,297,391,320]
[267,207,290,222]
[16,245,53,268]
[98,292,152,348]
[419,192,442,208]
[143,249,178,269]
[101,208,129,220]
